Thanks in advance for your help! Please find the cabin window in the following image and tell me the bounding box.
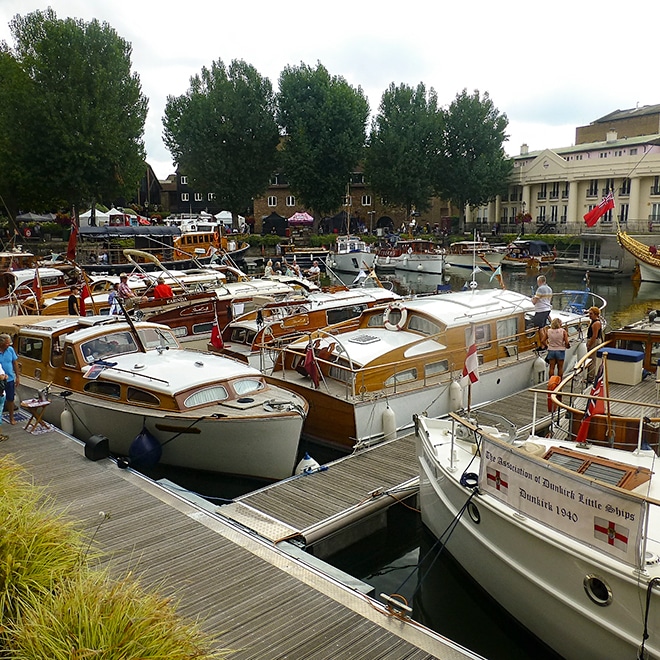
[192,322,213,335]
[327,305,366,325]
[367,312,384,327]
[18,337,43,361]
[385,368,417,387]
[425,360,448,378]
[137,328,177,350]
[233,379,265,395]
[84,381,120,398]
[496,318,518,344]
[329,362,352,383]
[469,324,492,349]
[231,328,247,343]
[64,345,77,367]
[408,316,443,336]
[184,386,229,407]
[127,387,160,405]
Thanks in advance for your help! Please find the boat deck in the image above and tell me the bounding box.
[218,435,419,547]
[0,421,477,660]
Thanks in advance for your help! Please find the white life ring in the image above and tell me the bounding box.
[383,303,408,331]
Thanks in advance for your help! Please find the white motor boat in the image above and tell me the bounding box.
[6,315,308,481]
[325,235,376,275]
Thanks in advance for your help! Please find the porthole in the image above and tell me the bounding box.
[583,574,612,606]
[467,501,481,524]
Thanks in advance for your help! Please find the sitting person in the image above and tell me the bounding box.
[152,277,173,299]
[264,260,274,277]
[306,260,321,281]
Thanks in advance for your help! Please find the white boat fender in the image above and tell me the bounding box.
[295,452,320,475]
[532,355,547,384]
[128,426,162,469]
[382,405,396,441]
[60,408,74,435]
[449,380,463,412]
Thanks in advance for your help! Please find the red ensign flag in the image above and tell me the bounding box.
[583,192,614,227]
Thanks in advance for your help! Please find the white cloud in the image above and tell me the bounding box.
[2,0,659,179]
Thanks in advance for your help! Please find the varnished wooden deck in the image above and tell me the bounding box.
[218,435,420,546]
[0,421,478,660]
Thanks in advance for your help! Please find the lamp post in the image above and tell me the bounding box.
[367,210,375,235]
[521,201,526,236]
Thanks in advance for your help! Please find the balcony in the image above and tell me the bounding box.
[537,192,547,200]
[650,186,660,196]
[586,190,598,199]
[619,187,630,197]
[549,192,559,200]
[561,190,569,199]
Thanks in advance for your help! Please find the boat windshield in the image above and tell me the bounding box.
[81,331,139,362]
[137,327,178,350]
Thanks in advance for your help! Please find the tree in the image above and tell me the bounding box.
[163,59,279,222]
[276,63,369,219]
[436,89,512,228]
[0,9,147,216]
[365,82,443,220]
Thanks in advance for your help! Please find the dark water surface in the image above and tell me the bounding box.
[145,268,659,660]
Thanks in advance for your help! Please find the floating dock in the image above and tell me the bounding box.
[0,419,481,660]
[218,434,420,558]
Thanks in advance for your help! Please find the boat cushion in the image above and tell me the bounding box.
[596,348,644,363]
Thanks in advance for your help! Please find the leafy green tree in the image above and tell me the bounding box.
[437,89,512,227]
[163,59,279,222]
[365,82,443,218]
[276,63,370,219]
[0,9,147,216]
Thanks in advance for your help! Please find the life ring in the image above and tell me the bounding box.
[24,228,32,238]
[383,303,407,331]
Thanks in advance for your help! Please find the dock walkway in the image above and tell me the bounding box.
[0,421,479,660]
[218,435,419,551]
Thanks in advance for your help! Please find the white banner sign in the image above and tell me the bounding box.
[479,438,645,566]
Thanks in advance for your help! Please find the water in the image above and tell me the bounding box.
[145,266,660,659]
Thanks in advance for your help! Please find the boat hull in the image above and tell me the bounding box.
[418,436,660,660]
[392,254,444,274]
[326,251,377,274]
[18,380,304,481]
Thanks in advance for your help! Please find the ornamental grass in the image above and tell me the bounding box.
[4,569,230,659]
[0,455,231,658]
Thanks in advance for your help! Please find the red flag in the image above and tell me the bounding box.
[67,217,78,260]
[304,344,319,388]
[575,364,605,443]
[79,283,90,316]
[583,192,614,227]
[210,306,224,350]
[461,326,479,387]
[32,266,42,305]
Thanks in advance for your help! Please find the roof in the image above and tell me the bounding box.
[80,226,181,238]
[592,104,660,123]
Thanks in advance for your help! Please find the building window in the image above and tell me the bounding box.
[208,193,216,201]
[194,192,202,202]
[180,175,188,185]
[603,179,615,196]
[361,195,372,206]
[619,203,629,223]
[620,178,631,196]
[630,148,638,155]
[286,196,296,207]
[537,206,546,222]
[561,206,567,224]
[550,183,559,200]
[550,206,558,223]
[562,183,570,199]
[267,196,277,207]
[343,196,352,207]
[652,203,660,222]
[599,152,608,158]
[270,173,288,186]
[652,176,660,196]
[351,172,365,184]
[587,180,598,197]
[181,193,189,202]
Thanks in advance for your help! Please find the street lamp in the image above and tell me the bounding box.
[367,210,375,235]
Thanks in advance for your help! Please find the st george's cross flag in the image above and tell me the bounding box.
[461,325,480,387]
[486,467,509,494]
[594,516,629,552]
[583,192,614,227]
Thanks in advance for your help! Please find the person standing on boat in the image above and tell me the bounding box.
[0,334,19,425]
[531,275,553,348]
[586,306,604,382]
[118,274,135,301]
[547,318,570,378]
[108,283,121,315]
[67,285,80,315]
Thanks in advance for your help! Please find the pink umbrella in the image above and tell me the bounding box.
[287,212,314,226]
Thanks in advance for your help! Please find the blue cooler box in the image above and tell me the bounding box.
[597,348,644,385]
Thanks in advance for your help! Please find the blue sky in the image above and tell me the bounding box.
[1,0,656,179]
